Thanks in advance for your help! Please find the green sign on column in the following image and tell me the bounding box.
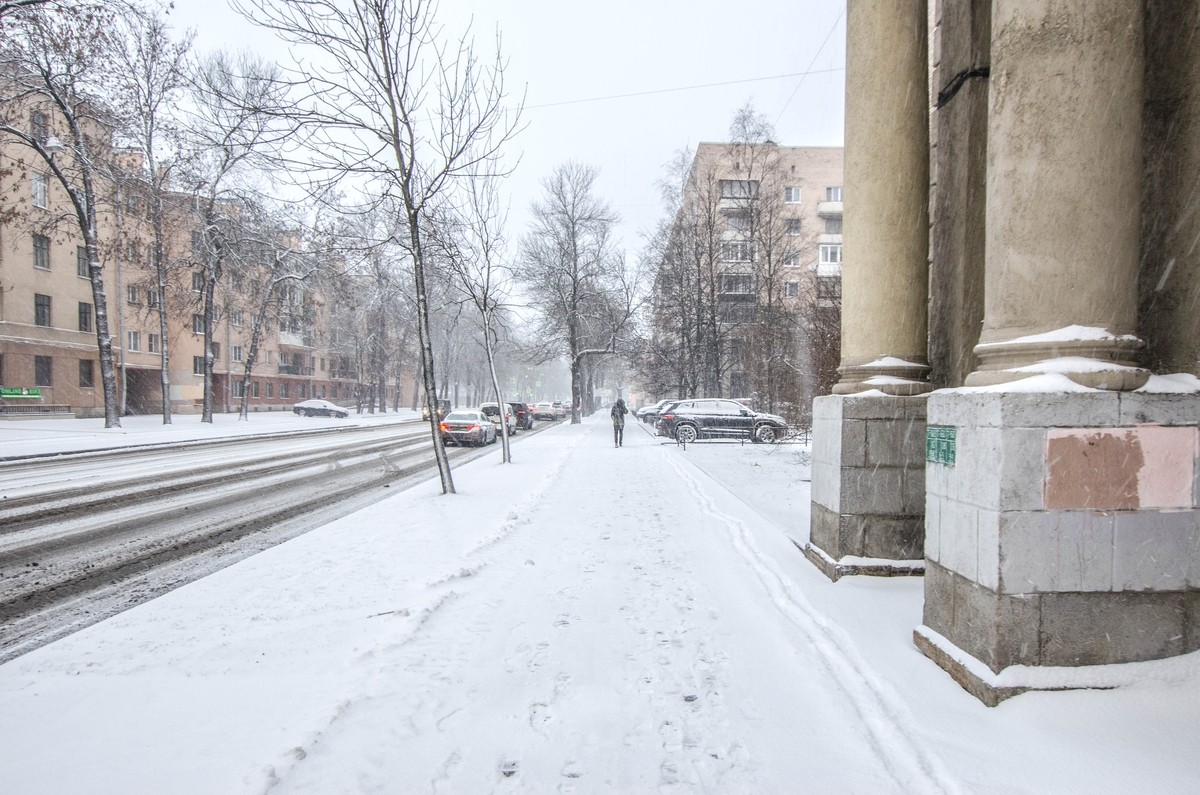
[926,426,956,466]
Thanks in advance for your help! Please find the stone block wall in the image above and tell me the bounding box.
[924,390,1200,672]
[809,394,928,576]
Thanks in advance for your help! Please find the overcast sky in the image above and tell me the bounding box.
[168,0,847,258]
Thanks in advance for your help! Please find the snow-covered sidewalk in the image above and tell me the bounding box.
[1,416,1197,793]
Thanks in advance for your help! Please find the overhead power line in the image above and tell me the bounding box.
[525,66,845,111]
[776,7,846,125]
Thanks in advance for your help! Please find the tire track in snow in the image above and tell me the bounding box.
[664,454,961,795]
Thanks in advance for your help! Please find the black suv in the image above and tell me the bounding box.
[509,401,533,430]
[658,398,788,444]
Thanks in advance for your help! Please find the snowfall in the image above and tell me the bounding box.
[1,410,1198,794]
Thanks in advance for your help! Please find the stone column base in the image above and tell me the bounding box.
[922,389,1200,703]
[808,394,928,581]
[799,540,924,581]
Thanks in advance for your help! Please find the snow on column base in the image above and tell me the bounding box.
[799,539,924,582]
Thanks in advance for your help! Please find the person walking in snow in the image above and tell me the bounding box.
[610,398,628,447]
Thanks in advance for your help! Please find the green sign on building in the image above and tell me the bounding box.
[926,426,956,466]
[0,387,42,399]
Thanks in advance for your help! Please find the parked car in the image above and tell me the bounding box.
[532,402,557,421]
[509,401,534,430]
[658,398,789,444]
[480,402,518,435]
[551,401,568,419]
[637,399,676,424]
[293,399,350,418]
[439,410,497,447]
[422,398,452,421]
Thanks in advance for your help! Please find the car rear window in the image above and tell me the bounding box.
[445,412,478,421]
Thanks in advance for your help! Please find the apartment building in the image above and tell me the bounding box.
[0,99,358,418]
[651,142,843,416]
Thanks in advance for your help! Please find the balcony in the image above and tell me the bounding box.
[278,364,313,376]
[278,330,315,349]
[817,200,843,218]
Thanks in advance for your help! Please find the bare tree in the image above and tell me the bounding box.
[520,162,637,424]
[0,1,125,426]
[113,2,192,422]
[184,51,289,422]
[436,173,516,461]
[231,0,522,494]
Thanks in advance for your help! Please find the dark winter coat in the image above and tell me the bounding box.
[610,401,627,427]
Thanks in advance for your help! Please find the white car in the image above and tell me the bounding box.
[479,402,517,435]
[293,399,349,418]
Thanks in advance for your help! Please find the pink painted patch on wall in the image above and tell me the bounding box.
[1045,426,1198,511]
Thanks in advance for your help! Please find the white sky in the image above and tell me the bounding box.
[166,0,847,257]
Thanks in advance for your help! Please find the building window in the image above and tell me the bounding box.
[266,382,274,398]
[32,172,49,208]
[192,314,205,334]
[232,345,244,363]
[34,293,51,326]
[193,356,205,375]
[720,179,759,200]
[230,272,244,292]
[192,271,205,292]
[77,246,89,278]
[232,381,245,398]
[784,186,801,203]
[127,285,141,304]
[125,240,139,261]
[191,231,203,254]
[229,308,243,326]
[32,233,50,270]
[35,355,52,386]
[826,186,843,202]
[148,333,160,353]
[724,211,749,232]
[125,194,139,215]
[824,217,843,235]
[252,381,260,398]
[720,241,753,262]
[719,274,754,295]
[783,252,801,268]
[819,244,843,265]
[786,218,801,235]
[31,110,48,143]
[79,359,94,388]
[78,302,93,333]
[785,281,800,298]
[280,382,290,399]
[211,342,220,360]
[817,276,842,302]
[127,330,140,351]
[147,286,159,308]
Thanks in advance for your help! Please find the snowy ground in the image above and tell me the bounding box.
[0,413,1197,793]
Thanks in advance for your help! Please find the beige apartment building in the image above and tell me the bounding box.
[0,100,358,418]
[657,142,843,415]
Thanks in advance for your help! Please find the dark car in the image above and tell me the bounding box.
[439,410,497,446]
[637,398,676,425]
[422,398,452,422]
[293,399,350,418]
[509,401,534,430]
[658,398,788,444]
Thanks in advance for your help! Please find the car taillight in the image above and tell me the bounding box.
[468,423,479,431]
[439,422,448,431]
[664,413,674,420]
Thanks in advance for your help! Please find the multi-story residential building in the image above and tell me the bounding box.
[0,98,362,418]
[646,142,843,419]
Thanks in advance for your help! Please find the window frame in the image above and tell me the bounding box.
[34,355,53,386]
[78,301,93,333]
[32,172,49,208]
[32,233,50,270]
[34,293,52,327]
[78,359,94,388]
[784,186,801,203]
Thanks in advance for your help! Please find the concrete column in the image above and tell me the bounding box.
[807,1,931,580]
[967,0,1149,390]
[835,0,931,395]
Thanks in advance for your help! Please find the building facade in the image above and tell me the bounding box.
[647,143,843,419]
[0,99,363,418]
